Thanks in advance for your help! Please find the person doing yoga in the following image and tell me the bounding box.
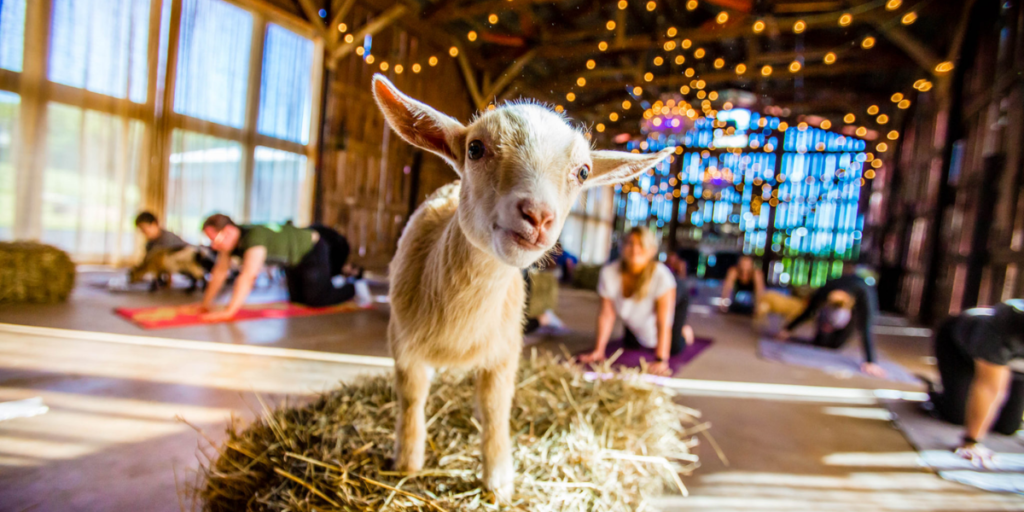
[777,273,886,378]
[926,300,1024,467]
[719,255,765,314]
[198,214,365,321]
[579,227,694,377]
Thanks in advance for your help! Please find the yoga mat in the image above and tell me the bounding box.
[116,301,370,329]
[579,338,712,374]
[757,338,919,384]
[885,399,1024,494]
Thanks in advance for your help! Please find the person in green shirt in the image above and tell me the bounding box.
[198,214,361,321]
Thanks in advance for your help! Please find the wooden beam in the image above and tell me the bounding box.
[295,0,326,35]
[870,22,942,76]
[327,0,358,45]
[456,44,486,109]
[329,4,409,64]
[482,48,538,102]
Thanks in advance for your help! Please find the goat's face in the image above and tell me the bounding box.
[372,75,674,268]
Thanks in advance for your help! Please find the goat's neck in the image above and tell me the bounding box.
[430,216,520,300]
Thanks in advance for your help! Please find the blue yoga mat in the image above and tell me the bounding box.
[757,338,919,384]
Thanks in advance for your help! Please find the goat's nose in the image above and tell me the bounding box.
[517,199,555,232]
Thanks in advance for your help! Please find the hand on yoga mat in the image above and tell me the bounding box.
[860,362,888,379]
[955,443,996,469]
[648,360,672,377]
[578,350,606,364]
[200,309,237,322]
[775,329,792,341]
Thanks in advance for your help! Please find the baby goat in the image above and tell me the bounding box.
[373,75,672,498]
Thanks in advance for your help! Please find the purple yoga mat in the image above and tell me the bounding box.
[581,338,712,373]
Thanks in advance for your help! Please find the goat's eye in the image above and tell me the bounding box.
[468,140,485,160]
[577,165,590,184]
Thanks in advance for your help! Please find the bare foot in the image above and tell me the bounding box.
[578,350,606,364]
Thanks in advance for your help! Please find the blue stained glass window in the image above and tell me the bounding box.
[0,0,25,72]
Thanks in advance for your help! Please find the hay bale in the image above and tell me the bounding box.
[525,270,558,318]
[193,352,702,511]
[572,263,601,291]
[0,242,76,304]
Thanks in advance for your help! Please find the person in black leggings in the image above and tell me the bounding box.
[928,300,1024,466]
[720,255,764,314]
[778,273,886,378]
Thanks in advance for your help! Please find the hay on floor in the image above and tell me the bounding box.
[0,241,75,303]
[192,351,704,511]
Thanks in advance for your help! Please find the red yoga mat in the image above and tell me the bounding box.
[115,301,370,329]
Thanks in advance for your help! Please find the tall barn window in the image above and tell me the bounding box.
[0,0,322,262]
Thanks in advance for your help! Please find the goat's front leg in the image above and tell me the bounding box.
[394,362,431,472]
[477,358,518,499]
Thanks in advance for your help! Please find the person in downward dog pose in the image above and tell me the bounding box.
[372,74,672,498]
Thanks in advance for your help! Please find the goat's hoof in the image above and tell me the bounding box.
[394,454,424,474]
[484,464,515,501]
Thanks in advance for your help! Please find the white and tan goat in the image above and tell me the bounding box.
[372,74,673,498]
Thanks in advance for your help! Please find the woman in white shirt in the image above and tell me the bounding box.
[579,227,694,376]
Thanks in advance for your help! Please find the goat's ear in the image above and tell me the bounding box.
[584,148,675,189]
[372,74,466,172]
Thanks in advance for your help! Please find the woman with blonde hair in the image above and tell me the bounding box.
[580,227,694,376]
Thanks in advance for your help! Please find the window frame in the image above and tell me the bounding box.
[0,0,323,262]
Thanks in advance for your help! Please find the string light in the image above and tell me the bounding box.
[686,0,697,10]
[753,20,765,33]
[644,72,654,81]
[876,142,888,152]
[877,114,889,124]
[867,105,879,115]
[586,59,596,70]
[855,126,867,137]
[824,52,837,64]
[412,63,421,73]
[735,63,747,74]
[337,22,347,32]
[577,77,586,86]
[344,34,354,43]
[696,79,706,89]
[633,86,642,95]
[467,31,477,41]
[717,12,729,24]
[598,41,609,51]
[695,48,705,58]
[488,13,498,24]
[622,100,632,109]
[862,36,875,49]
[902,12,917,24]
[675,55,685,65]
[888,130,899,140]
[356,46,365,56]
[820,119,832,129]
[793,20,806,33]
[685,67,694,77]
[365,54,375,64]
[680,85,690,94]
[714,58,724,69]
[789,60,801,72]
[380,61,388,71]
[844,113,855,123]
[449,46,459,57]
[646,0,656,11]
[935,61,954,73]
[664,41,676,51]
[891,92,903,102]
[761,64,773,76]
[886,0,902,10]
[555,105,564,113]
[429,56,438,66]
[566,92,576,102]
[697,90,706,99]
[653,56,664,66]
[839,13,852,26]
[898,99,911,109]
[618,0,628,9]
[609,112,619,121]
[681,39,692,49]
[395,64,404,74]
[708,91,718,100]
[596,123,606,132]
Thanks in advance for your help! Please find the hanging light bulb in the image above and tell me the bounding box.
[716,12,729,24]
[735,63,747,74]
[862,36,875,49]
[902,11,917,25]
[824,52,837,65]
[839,13,852,26]
[753,20,765,33]
[789,60,801,72]
[761,65,773,76]
[793,20,806,33]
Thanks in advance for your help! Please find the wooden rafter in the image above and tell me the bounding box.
[481,48,539,104]
[295,0,325,35]
[327,0,358,46]
[329,4,409,64]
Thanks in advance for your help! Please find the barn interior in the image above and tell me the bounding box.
[2,0,1024,510]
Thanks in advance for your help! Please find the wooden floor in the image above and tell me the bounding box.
[1,271,1023,511]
